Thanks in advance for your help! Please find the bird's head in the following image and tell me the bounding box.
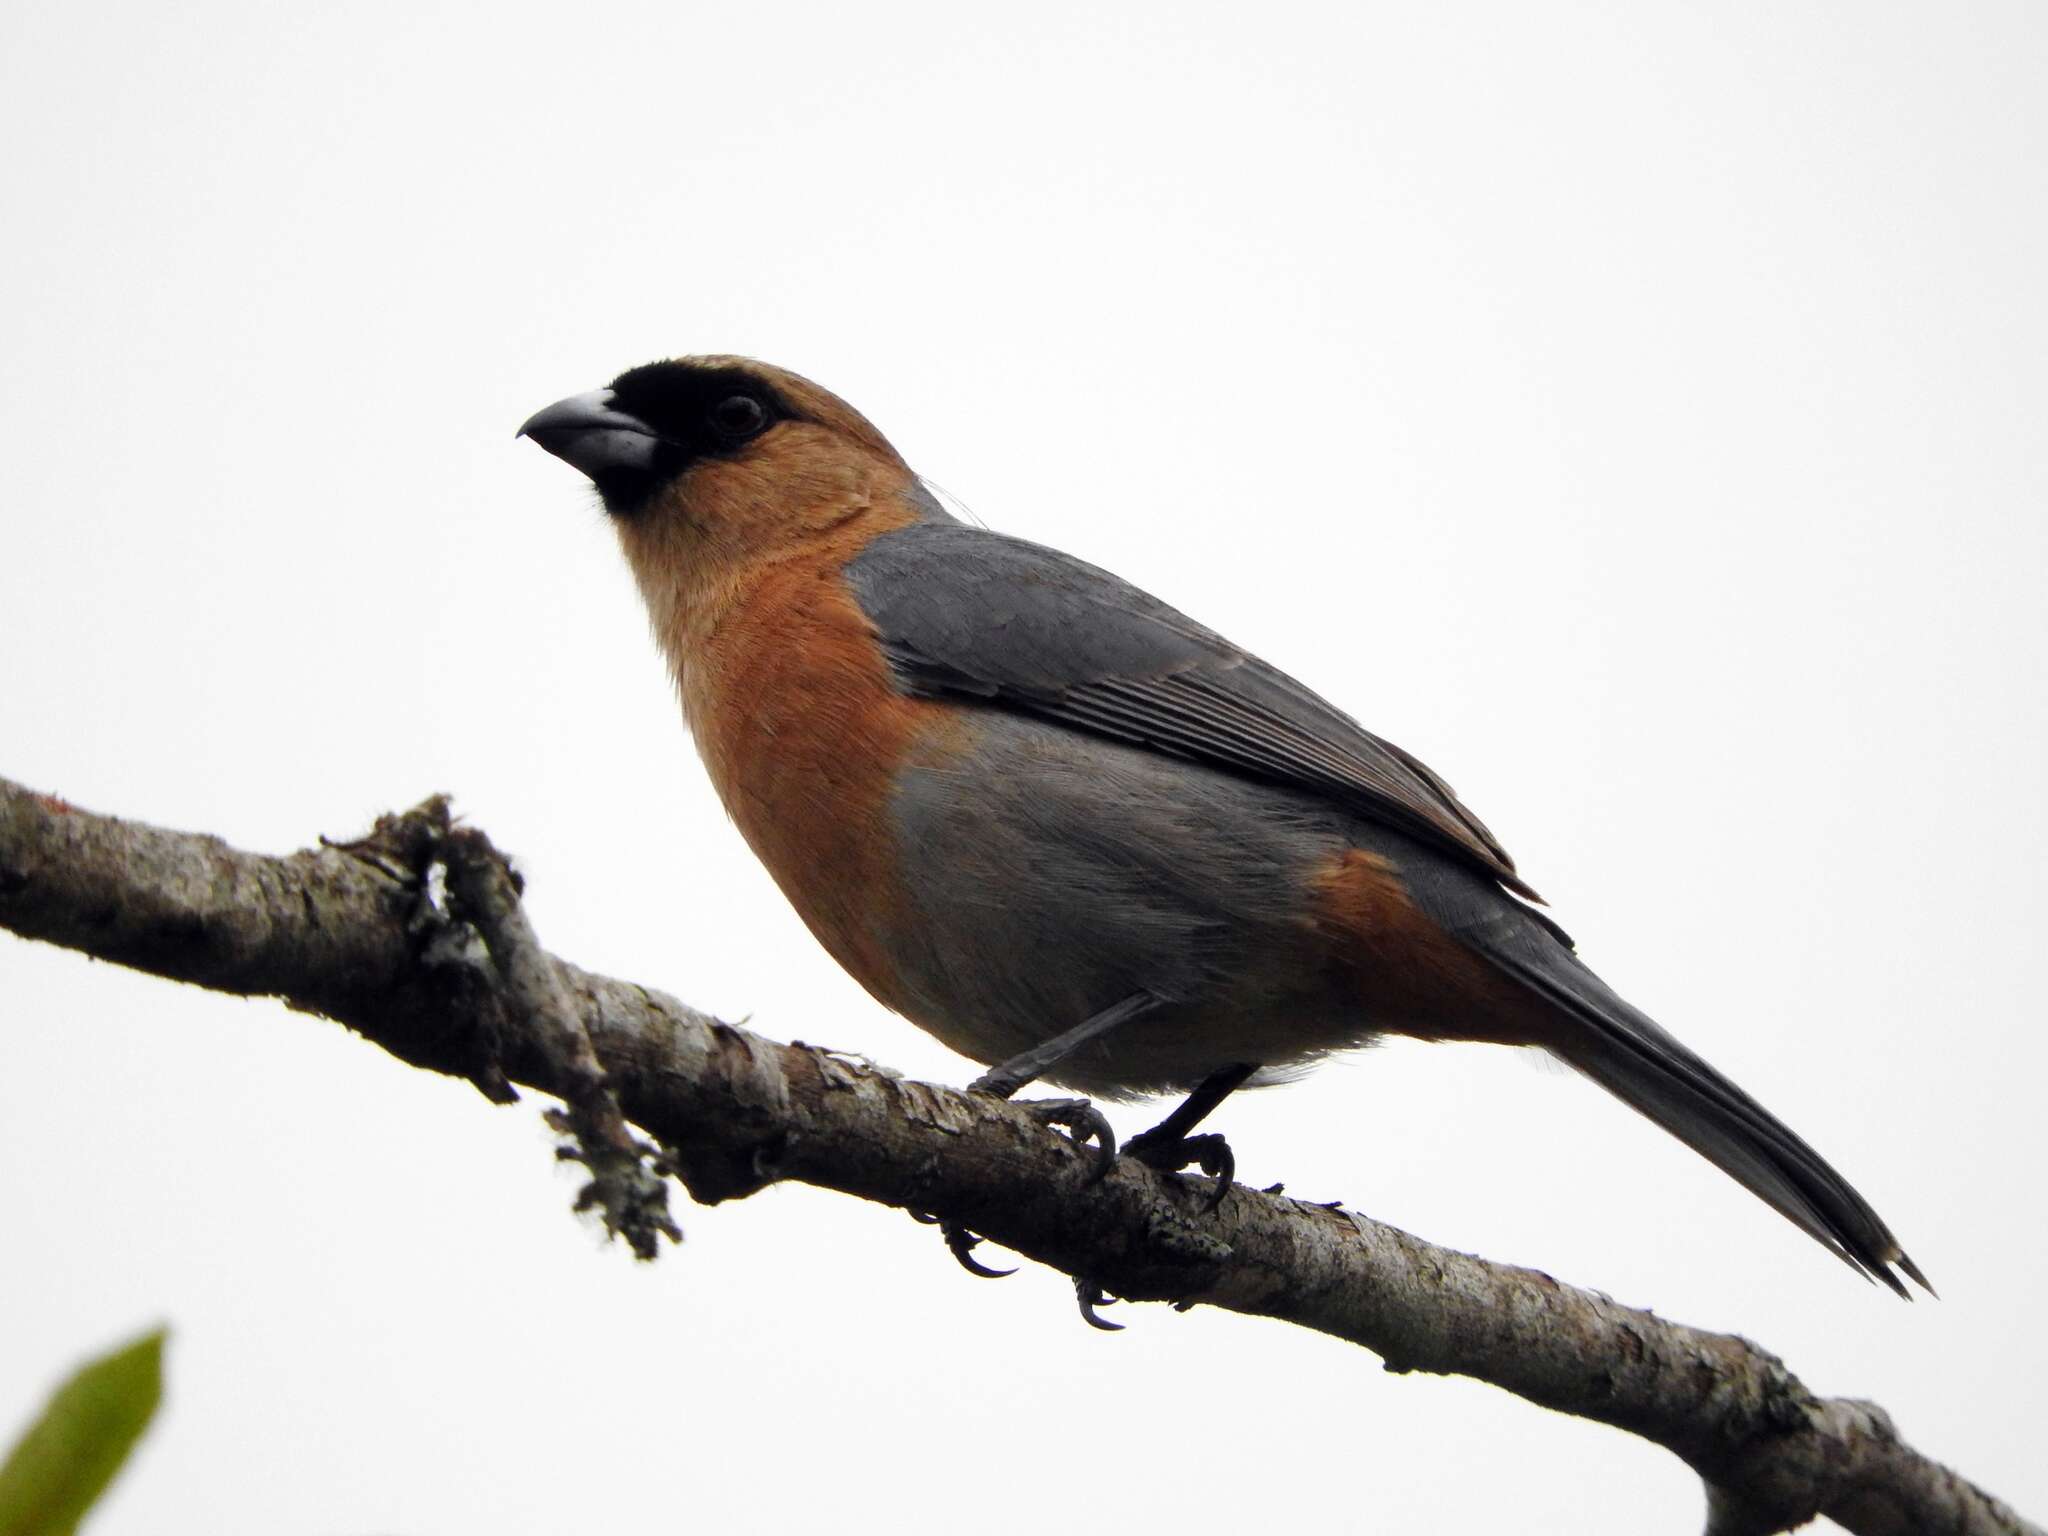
[521,356,918,620]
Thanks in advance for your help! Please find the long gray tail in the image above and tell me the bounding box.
[1490,944,1930,1297]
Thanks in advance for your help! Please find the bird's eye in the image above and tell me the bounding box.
[709,394,769,440]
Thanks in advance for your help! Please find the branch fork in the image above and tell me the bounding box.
[330,797,680,1258]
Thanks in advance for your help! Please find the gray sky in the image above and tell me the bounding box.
[3,3,2043,1530]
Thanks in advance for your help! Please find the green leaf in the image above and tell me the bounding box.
[0,1328,166,1536]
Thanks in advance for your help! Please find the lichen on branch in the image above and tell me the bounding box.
[0,776,2033,1536]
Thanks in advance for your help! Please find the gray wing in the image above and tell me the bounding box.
[844,520,1541,901]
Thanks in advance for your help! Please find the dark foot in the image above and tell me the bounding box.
[941,1220,1016,1278]
[1019,1097,1118,1184]
[1118,1061,1256,1213]
[1123,1126,1235,1214]
[1075,1278,1124,1331]
[908,1210,1016,1279]
[909,1094,1115,1283]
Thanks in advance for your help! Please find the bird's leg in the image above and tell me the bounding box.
[1121,1062,1258,1213]
[970,992,1162,1099]
[925,993,1160,1280]
[967,990,1162,1179]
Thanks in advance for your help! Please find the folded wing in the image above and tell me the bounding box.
[844,519,1539,901]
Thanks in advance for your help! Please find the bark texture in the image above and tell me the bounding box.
[0,776,2032,1536]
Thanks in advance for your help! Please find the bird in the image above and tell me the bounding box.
[520,353,1928,1300]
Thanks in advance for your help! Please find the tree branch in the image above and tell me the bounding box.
[0,775,2032,1536]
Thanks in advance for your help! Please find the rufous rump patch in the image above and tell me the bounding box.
[1309,848,1557,1047]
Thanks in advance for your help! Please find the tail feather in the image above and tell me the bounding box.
[1487,945,1929,1297]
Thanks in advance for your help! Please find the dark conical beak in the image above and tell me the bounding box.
[518,389,663,481]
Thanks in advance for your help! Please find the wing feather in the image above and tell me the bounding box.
[845,521,1539,900]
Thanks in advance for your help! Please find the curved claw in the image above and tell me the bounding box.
[1126,1129,1236,1214]
[1191,1132,1234,1214]
[943,1221,1016,1279]
[1023,1097,1118,1184]
[912,1209,1016,1278]
[1076,1279,1125,1332]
